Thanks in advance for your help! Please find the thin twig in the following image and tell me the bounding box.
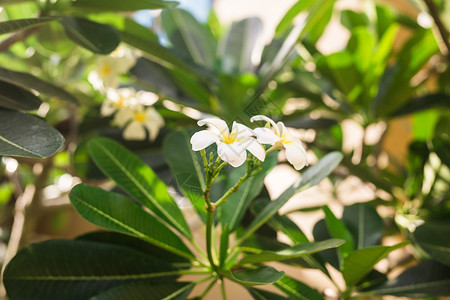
[0,26,43,53]
[423,0,450,61]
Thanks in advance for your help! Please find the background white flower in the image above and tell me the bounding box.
[190,118,265,167]
[120,105,165,141]
[251,115,308,170]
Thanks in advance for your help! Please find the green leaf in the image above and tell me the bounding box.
[0,17,56,35]
[340,10,369,30]
[161,8,217,68]
[238,152,343,244]
[375,260,450,297]
[275,0,316,35]
[342,242,409,287]
[342,203,383,249]
[88,137,192,239]
[3,240,183,300]
[226,266,284,286]
[0,0,33,6]
[312,219,340,270]
[162,129,206,222]
[60,17,120,54]
[71,0,178,12]
[0,80,41,111]
[69,184,194,259]
[239,239,344,264]
[414,221,450,266]
[322,206,354,260]
[390,93,450,117]
[90,281,193,300]
[219,225,230,268]
[0,67,78,104]
[219,17,263,74]
[274,276,324,300]
[0,109,63,158]
[221,152,278,232]
[248,288,289,299]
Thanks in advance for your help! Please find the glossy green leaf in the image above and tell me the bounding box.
[69,184,194,259]
[161,8,216,68]
[71,0,177,12]
[342,242,408,287]
[0,67,78,104]
[60,17,120,54]
[88,137,192,239]
[274,276,323,300]
[0,80,41,111]
[221,152,277,232]
[162,129,206,222]
[375,260,450,297]
[0,109,63,158]
[219,17,263,74]
[91,281,194,300]
[239,239,344,264]
[248,288,289,300]
[0,17,56,35]
[4,240,183,300]
[238,152,343,243]
[342,203,383,249]
[226,266,284,286]
[414,221,450,266]
[312,219,340,270]
[322,206,354,260]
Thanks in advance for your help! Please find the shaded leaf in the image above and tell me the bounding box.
[69,184,194,259]
[61,17,120,54]
[0,67,78,104]
[248,288,289,300]
[226,266,284,286]
[71,0,177,12]
[312,219,340,270]
[4,240,182,300]
[322,206,354,261]
[375,260,450,297]
[239,239,344,264]
[390,93,450,117]
[238,152,343,243]
[0,17,56,35]
[342,242,408,287]
[0,109,63,158]
[414,220,450,266]
[88,137,192,239]
[274,276,323,300]
[0,80,41,111]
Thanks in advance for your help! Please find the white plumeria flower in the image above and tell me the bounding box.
[118,105,164,141]
[251,115,308,170]
[88,47,136,91]
[190,118,266,167]
[101,88,137,118]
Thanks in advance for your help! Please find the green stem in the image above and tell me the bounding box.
[191,239,209,264]
[206,209,217,272]
[220,279,227,300]
[199,277,218,299]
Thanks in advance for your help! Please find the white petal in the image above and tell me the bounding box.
[253,127,281,144]
[250,115,280,136]
[198,118,229,137]
[114,107,134,127]
[217,142,247,167]
[100,101,116,116]
[190,130,220,151]
[284,142,308,170]
[241,138,266,162]
[231,122,254,141]
[123,121,146,140]
[277,121,296,143]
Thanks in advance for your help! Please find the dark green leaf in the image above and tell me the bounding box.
[414,220,450,266]
[390,93,450,117]
[0,67,78,104]
[219,225,230,268]
[71,0,177,12]
[161,8,217,68]
[221,152,277,232]
[226,266,284,286]
[375,260,450,297]
[0,80,41,111]
[312,219,340,270]
[322,206,354,261]
[238,152,343,243]
[0,109,63,158]
[342,242,408,287]
[239,239,344,264]
[219,17,263,74]
[342,202,383,249]
[69,184,194,259]
[61,17,120,54]
[274,275,323,300]
[88,137,192,239]
[0,17,56,35]
[248,288,289,300]
[90,281,193,300]
[4,240,182,300]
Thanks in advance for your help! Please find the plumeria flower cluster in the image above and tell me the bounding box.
[190,115,308,170]
[89,46,164,142]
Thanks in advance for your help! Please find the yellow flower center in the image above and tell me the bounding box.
[116,96,125,108]
[134,112,146,123]
[223,133,236,144]
[101,65,111,77]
